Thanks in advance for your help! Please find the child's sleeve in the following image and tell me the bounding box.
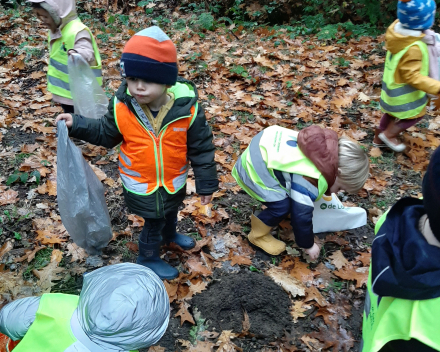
[399,46,440,94]
[0,297,40,341]
[69,96,123,148]
[187,105,218,195]
[73,30,97,66]
[289,174,318,249]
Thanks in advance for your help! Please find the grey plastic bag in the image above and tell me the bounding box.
[68,53,108,119]
[57,120,112,255]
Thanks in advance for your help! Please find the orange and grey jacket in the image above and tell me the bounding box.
[68,77,218,218]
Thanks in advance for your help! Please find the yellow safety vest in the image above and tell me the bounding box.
[232,126,328,202]
[379,41,429,119]
[361,213,440,352]
[47,19,102,99]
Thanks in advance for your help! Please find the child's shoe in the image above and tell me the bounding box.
[372,127,387,148]
[137,240,178,280]
[248,214,286,255]
[378,119,406,152]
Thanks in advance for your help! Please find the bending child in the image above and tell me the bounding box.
[373,0,440,152]
[232,125,369,260]
[56,26,218,280]
[362,146,440,352]
[0,263,170,351]
[28,0,102,113]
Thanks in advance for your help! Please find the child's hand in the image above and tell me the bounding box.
[67,49,78,56]
[56,114,73,128]
[200,195,212,205]
[304,243,320,261]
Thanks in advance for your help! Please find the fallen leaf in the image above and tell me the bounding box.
[65,243,88,262]
[329,250,349,270]
[355,251,371,266]
[369,147,382,157]
[290,300,308,323]
[14,245,46,263]
[242,309,251,332]
[0,189,18,206]
[0,242,13,260]
[304,286,328,307]
[309,325,354,352]
[334,265,369,288]
[127,214,145,227]
[35,230,67,245]
[186,256,212,276]
[266,267,306,297]
[174,301,195,326]
[33,250,65,293]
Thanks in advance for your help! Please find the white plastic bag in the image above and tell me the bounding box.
[67,53,108,119]
[57,120,112,255]
[312,193,366,233]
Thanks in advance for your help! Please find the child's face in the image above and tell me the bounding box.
[34,8,58,33]
[126,78,168,106]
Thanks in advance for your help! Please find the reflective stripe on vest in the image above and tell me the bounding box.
[114,87,197,196]
[379,41,429,119]
[361,213,440,352]
[47,19,102,99]
[232,125,328,203]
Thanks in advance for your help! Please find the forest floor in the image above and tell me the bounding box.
[0,2,439,352]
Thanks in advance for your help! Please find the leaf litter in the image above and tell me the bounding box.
[0,2,437,351]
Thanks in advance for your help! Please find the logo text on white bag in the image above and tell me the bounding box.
[320,203,346,210]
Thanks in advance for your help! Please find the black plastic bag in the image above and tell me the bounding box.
[56,120,112,255]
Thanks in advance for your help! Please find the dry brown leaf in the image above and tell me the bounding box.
[329,250,349,270]
[174,301,195,326]
[290,300,308,323]
[14,245,46,263]
[35,230,67,245]
[334,265,369,288]
[65,243,88,262]
[242,309,250,332]
[164,281,178,303]
[0,242,13,260]
[0,189,18,206]
[88,162,107,181]
[33,250,65,293]
[186,256,212,276]
[304,286,328,307]
[148,346,166,352]
[309,325,354,352]
[127,214,145,227]
[266,267,306,297]
[189,281,208,297]
[369,147,382,157]
[355,251,371,266]
[216,330,242,352]
[289,257,316,284]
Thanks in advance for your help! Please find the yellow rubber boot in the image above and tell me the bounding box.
[248,214,286,255]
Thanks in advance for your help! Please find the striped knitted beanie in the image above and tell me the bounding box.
[120,26,177,85]
[398,0,436,31]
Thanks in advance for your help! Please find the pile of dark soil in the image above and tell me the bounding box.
[192,270,293,339]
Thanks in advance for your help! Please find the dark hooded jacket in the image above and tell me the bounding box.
[371,197,440,300]
[68,77,218,219]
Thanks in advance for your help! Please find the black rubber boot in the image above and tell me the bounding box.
[136,240,178,280]
[162,217,196,250]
